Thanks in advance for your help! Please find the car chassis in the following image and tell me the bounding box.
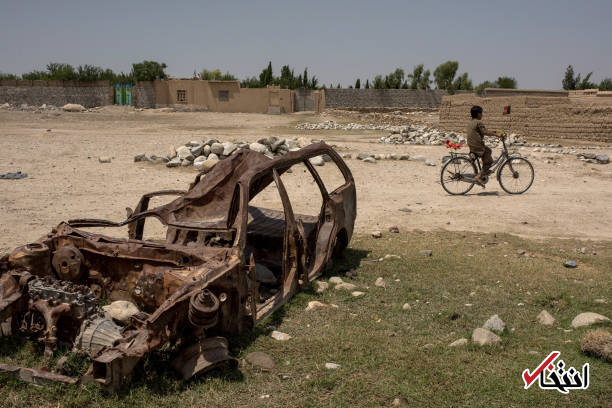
[0,143,356,390]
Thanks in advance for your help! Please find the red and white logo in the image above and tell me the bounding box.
[522,351,590,394]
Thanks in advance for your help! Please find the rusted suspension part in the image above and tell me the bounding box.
[188,289,219,329]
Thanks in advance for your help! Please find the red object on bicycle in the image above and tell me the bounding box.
[445,139,462,150]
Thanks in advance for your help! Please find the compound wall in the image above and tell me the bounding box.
[133,81,155,108]
[439,93,612,143]
[324,89,450,109]
[0,80,113,108]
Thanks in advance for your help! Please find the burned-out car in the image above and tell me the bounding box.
[0,143,356,390]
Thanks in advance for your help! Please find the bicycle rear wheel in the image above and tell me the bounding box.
[498,157,534,194]
[440,156,477,195]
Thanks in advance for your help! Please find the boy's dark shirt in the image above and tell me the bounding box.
[467,119,487,155]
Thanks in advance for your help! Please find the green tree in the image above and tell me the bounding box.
[600,78,612,91]
[419,70,431,90]
[408,64,424,89]
[0,72,19,80]
[562,65,577,90]
[577,72,596,90]
[433,61,459,90]
[452,72,473,91]
[475,80,497,95]
[365,79,370,89]
[259,61,274,87]
[302,68,308,88]
[385,68,405,89]
[373,75,384,89]
[131,61,167,81]
[46,62,77,81]
[355,78,361,89]
[309,75,318,89]
[76,64,104,82]
[278,65,294,88]
[22,70,49,80]
[241,76,260,88]
[336,83,341,88]
[496,76,517,89]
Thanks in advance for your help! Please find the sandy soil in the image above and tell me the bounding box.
[1,107,611,254]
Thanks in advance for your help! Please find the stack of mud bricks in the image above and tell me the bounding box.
[439,93,612,143]
[0,80,113,108]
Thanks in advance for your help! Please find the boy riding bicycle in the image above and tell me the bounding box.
[467,105,503,187]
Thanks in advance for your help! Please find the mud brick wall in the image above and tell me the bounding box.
[439,94,612,143]
[324,89,450,109]
[0,80,113,108]
[133,81,155,108]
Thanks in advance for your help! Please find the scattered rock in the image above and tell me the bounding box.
[362,157,376,163]
[334,282,357,291]
[329,277,344,285]
[166,157,182,168]
[324,362,341,370]
[536,310,555,326]
[134,153,147,162]
[449,338,468,347]
[424,158,436,166]
[210,142,224,155]
[305,301,330,311]
[309,156,325,166]
[472,328,501,346]
[61,103,85,112]
[419,250,433,257]
[402,303,411,311]
[98,156,111,163]
[176,145,192,160]
[313,281,329,293]
[482,314,506,332]
[245,351,275,371]
[398,207,411,212]
[392,397,410,407]
[571,312,610,328]
[102,300,139,323]
[388,226,399,233]
[375,277,385,287]
[371,231,382,238]
[351,291,365,297]
[270,330,292,341]
[55,356,69,373]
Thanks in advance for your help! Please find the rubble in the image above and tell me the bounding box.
[136,136,337,171]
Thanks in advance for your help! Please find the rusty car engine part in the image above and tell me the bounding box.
[0,142,356,390]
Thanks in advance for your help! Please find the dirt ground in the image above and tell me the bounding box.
[1,107,612,254]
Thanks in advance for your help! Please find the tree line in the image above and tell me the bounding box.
[0,61,168,84]
[562,65,612,91]
[3,60,609,92]
[346,61,517,95]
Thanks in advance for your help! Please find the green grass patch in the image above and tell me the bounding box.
[0,230,610,407]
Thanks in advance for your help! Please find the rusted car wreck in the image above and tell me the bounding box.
[0,143,356,390]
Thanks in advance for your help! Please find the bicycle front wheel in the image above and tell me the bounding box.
[498,157,534,194]
[440,156,477,195]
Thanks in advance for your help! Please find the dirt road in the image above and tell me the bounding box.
[1,107,611,253]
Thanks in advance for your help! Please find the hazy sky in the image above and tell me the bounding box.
[1,0,610,89]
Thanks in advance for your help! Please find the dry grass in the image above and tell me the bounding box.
[581,329,612,362]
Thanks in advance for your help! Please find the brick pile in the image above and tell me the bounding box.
[438,94,612,143]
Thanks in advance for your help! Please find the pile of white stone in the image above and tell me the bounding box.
[296,120,399,131]
[379,125,529,148]
[135,136,328,172]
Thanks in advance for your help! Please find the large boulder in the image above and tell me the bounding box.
[210,142,224,155]
[62,103,85,112]
[571,312,610,328]
[472,328,501,346]
[176,146,192,160]
[249,142,269,154]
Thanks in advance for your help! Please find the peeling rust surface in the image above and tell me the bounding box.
[0,143,356,391]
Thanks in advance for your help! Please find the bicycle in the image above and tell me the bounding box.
[440,134,534,195]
